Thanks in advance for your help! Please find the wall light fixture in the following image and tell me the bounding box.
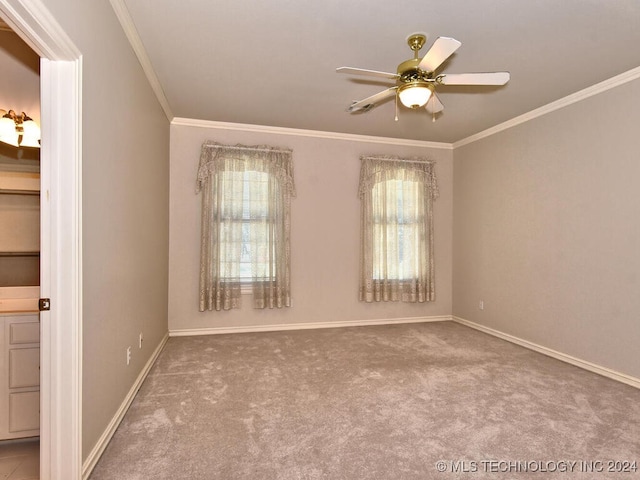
[0,109,40,148]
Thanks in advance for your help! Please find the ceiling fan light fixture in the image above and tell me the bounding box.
[0,109,41,148]
[398,83,432,109]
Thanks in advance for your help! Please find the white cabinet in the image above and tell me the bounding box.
[0,313,40,439]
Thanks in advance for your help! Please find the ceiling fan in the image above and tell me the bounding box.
[337,33,510,119]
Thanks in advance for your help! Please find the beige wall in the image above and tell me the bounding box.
[40,0,171,460]
[169,124,453,331]
[453,76,640,379]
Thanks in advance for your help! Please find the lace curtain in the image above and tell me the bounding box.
[358,155,439,303]
[197,141,295,311]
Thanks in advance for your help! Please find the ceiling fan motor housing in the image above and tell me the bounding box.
[397,57,433,108]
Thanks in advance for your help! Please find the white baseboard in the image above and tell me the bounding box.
[81,332,170,479]
[170,315,452,337]
[453,316,640,390]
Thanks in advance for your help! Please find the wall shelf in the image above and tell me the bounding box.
[0,172,40,194]
[0,189,39,196]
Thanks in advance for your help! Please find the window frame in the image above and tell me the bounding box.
[216,169,276,289]
[371,177,422,282]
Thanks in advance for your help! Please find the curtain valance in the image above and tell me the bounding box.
[197,141,295,196]
[358,155,439,200]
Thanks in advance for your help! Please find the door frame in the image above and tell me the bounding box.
[0,1,82,479]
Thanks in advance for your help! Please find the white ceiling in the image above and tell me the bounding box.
[120,0,640,143]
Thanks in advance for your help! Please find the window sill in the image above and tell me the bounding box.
[218,280,272,294]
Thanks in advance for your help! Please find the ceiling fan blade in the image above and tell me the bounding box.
[418,37,462,73]
[438,72,510,86]
[347,87,397,113]
[336,67,399,80]
[425,92,444,114]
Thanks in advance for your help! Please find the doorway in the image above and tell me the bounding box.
[0,18,41,479]
[0,1,82,479]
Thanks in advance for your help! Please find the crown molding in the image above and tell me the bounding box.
[0,16,13,31]
[0,0,80,59]
[454,65,640,149]
[109,0,173,121]
[171,117,453,150]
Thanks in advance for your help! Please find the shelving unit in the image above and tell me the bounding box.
[0,169,40,439]
[0,170,40,289]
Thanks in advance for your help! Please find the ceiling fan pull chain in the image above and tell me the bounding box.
[395,94,399,122]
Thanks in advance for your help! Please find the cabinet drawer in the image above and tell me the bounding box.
[9,391,39,433]
[9,348,40,388]
[9,321,40,344]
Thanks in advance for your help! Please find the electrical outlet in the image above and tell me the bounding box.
[126,346,131,365]
[479,300,484,310]
[139,333,143,349]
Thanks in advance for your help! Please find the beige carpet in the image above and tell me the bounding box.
[89,322,640,479]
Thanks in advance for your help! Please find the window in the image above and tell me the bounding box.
[372,178,420,281]
[359,156,438,303]
[197,142,295,311]
[218,170,274,282]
